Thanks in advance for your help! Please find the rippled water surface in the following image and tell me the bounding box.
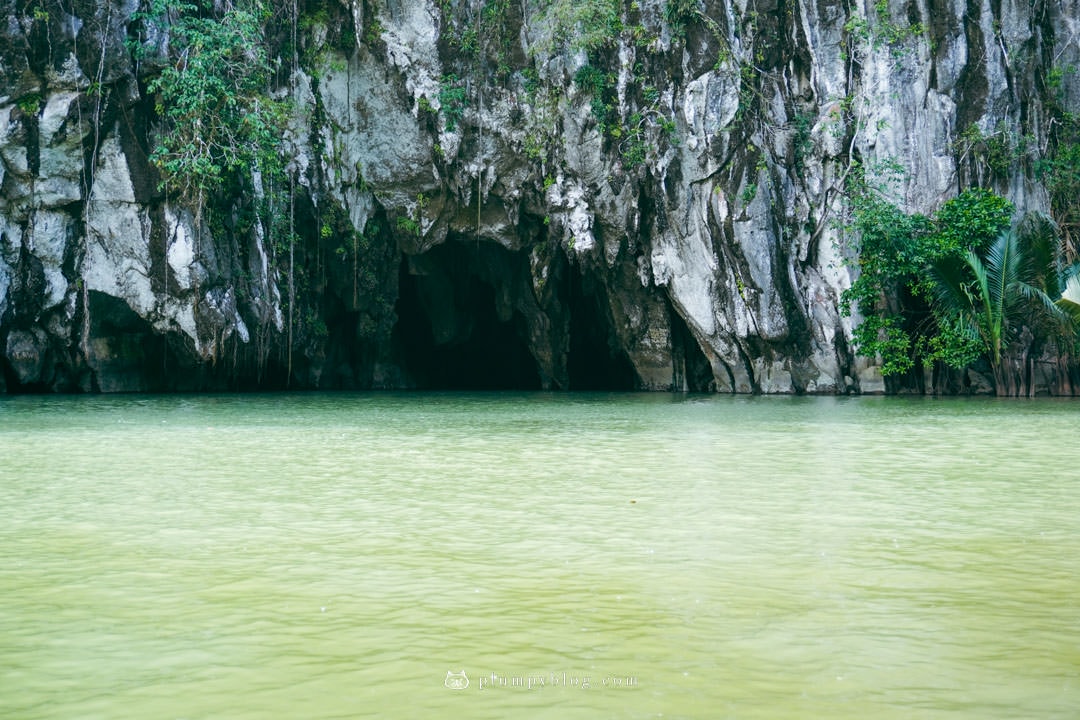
[1,393,1078,718]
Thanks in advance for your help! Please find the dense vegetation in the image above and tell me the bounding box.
[130,0,288,211]
[842,170,1080,396]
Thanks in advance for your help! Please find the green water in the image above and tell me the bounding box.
[1,393,1077,719]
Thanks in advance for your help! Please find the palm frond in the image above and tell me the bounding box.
[928,255,975,316]
[1020,212,1062,295]
[1015,280,1068,324]
[964,249,987,297]
[926,218,1077,378]
[954,255,996,356]
[981,230,1021,316]
[1057,272,1080,324]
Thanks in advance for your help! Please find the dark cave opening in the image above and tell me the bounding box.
[85,290,176,391]
[393,245,542,390]
[670,306,716,392]
[566,270,638,391]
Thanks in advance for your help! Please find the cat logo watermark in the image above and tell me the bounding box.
[444,670,469,690]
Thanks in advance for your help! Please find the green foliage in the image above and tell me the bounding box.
[305,310,329,338]
[1039,65,1080,255]
[524,133,547,160]
[134,0,287,204]
[297,3,356,67]
[918,317,982,370]
[479,0,515,76]
[842,0,923,55]
[573,64,614,128]
[298,7,330,31]
[1058,272,1080,326]
[393,194,428,238]
[318,203,396,331]
[842,190,931,299]
[733,63,757,123]
[1042,138,1080,252]
[931,187,1014,254]
[572,61,677,169]
[840,186,930,375]
[438,75,467,131]
[953,122,1025,180]
[519,70,563,163]
[658,116,678,140]
[17,94,41,115]
[664,0,699,39]
[440,0,517,77]
[619,115,649,168]
[851,314,914,376]
[364,17,384,47]
[541,0,622,54]
[522,67,541,97]
[793,112,813,170]
[927,228,1068,390]
[845,175,1079,392]
[573,64,608,96]
[842,169,1015,375]
[396,216,421,237]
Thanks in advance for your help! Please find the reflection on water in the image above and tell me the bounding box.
[1,393,1078,718]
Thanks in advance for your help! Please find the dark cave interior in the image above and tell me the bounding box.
[565,270,638,391]
[391,241,640,391]
[393,245,542,390]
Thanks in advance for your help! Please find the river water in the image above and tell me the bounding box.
[1,393,1077,718]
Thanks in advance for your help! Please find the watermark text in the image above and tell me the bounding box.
[445,669,638,691]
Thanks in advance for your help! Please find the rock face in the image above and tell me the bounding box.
[1,0,1077,393]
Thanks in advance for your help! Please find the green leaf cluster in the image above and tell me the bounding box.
[1038,65,1080,255]
[541,0,622,54]
[438,75,468,131]
[841,0,923,58]
[663,0,699,39]
[440,0,517,77]
[134,0,288,204]
[841,178,1015,376]
[930,187,1014,254]
[572,60,677,169]
[573,64,613,128]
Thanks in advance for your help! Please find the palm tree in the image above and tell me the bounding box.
[929,226,1067,395]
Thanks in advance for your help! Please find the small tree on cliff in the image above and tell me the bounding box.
[133,0,286,217]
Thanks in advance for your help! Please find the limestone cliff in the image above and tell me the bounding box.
[1,0,1078,393]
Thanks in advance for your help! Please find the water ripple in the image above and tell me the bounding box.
[1,394,1078,718]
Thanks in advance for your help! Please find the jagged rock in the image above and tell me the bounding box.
[5,327,47,385]
[0,0,1077,393]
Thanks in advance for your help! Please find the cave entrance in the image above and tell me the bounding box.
[566,270,638,391]
[393,243,541,390]
[670,306,715,392]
